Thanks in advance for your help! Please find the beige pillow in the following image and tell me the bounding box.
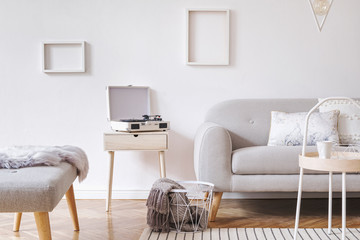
[268,110,340,146]
[319,99,360,145]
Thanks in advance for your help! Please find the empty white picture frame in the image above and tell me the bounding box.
[42,41,85,73]
[186,9,230,65]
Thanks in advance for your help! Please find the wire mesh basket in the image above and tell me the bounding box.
[168,181,214,232]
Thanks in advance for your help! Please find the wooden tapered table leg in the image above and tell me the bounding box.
[34,212,52,240]
[158,151,166,178]
[65,184,80,231]
[13,212,22,232]
[106,151,115,212]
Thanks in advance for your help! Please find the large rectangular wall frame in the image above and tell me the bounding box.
[186,9,230,66]
[42,41,85,73]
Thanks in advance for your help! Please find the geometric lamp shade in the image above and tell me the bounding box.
[308,0,334,31]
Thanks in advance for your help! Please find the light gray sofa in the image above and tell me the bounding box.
[194,99,360,221]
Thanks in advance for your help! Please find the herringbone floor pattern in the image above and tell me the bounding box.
[0,199,360,240]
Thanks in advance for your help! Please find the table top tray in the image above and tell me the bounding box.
[299,152,360,172]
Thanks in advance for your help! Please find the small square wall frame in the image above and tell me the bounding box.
[42,41,85,73]
[186,9,230,66]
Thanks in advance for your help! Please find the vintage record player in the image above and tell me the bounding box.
[106,86,170,132]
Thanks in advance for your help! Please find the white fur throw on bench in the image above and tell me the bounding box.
[0,145,89,182]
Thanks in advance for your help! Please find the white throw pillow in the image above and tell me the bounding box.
[319,99,360,145]
[267,110,340,146]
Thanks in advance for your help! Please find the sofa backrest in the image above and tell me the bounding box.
[205,99,317,150]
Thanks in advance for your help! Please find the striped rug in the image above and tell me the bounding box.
[139,227,360,240]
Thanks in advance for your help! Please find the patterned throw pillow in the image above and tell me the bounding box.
[267,110,340,146]
[319,99,360,145]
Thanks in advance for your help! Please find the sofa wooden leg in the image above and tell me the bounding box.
[210,192,223,222]
[34,212,52,240]
[65,184,80,231]
[13,212,22,232]
[204,192,209,201]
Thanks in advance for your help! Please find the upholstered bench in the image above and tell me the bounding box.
[0,162,79,240]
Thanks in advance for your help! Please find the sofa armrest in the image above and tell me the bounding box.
[194,122,232,192]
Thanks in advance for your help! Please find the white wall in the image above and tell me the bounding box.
[1,0,360,199]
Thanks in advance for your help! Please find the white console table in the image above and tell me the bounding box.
[103,131,168,212]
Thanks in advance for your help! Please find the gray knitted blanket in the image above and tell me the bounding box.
[146,178,207,232]
[0,145,89,182]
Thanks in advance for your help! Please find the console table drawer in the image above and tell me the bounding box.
[104,133,168,150]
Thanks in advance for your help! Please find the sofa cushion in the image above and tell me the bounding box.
[267,110,340,146]
[0,162,77,212]
[232,146,318,175]
[319,99,360,145]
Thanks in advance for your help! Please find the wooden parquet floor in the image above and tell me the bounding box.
[0,198,360,240]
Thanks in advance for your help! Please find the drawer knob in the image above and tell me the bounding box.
[134,134,139,137]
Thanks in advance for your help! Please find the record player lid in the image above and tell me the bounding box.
[106,86,150,121]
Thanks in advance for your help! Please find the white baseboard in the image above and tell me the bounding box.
[73,190,360,200]
[74,189,150,199]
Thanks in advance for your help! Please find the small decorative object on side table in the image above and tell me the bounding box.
[294,97,360,240]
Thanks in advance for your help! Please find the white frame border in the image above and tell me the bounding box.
[42,41,85,73]
[186,8,230,66]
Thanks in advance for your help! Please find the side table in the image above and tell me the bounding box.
[103,131,169,212]
[294,152,360,240]
[294,97,360,240]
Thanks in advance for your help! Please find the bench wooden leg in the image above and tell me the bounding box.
[65,184,80,231]
[34,212,52,240]
[209,192,223,222]
[13,212,22,232]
